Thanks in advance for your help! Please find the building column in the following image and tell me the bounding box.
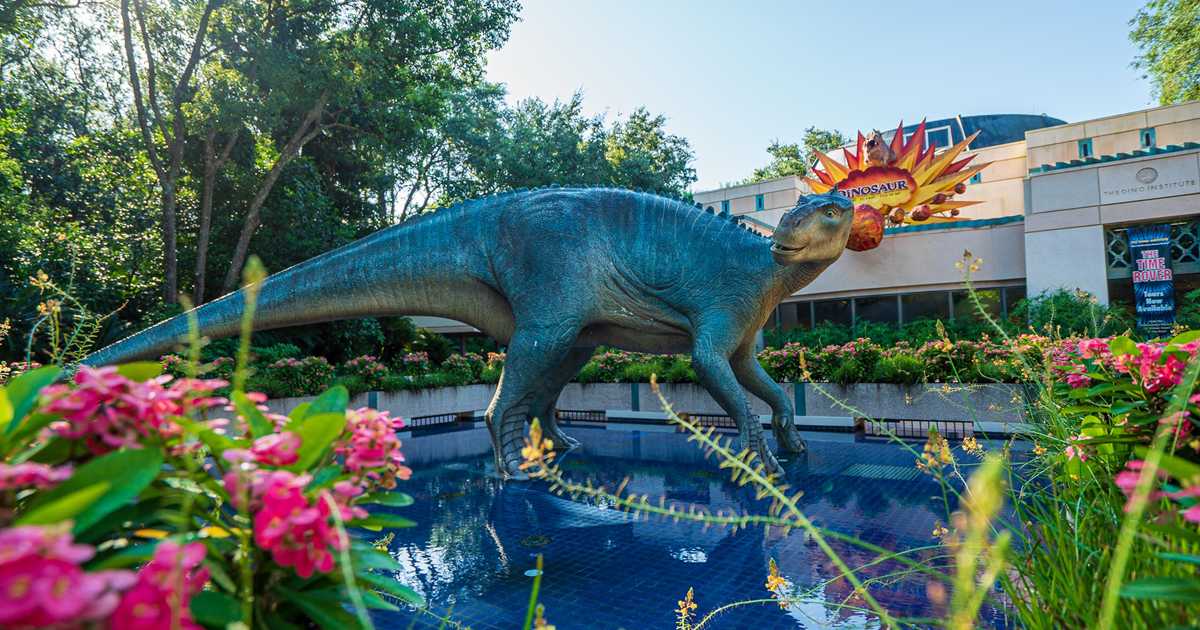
[1024,224,1110,303]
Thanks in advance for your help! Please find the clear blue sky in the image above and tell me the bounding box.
[485,0,1154,191]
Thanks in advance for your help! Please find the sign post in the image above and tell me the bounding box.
[1127,224,1176,335]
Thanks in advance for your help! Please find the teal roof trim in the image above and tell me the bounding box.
[885,214,1024,235]
[1030,142,1200,174]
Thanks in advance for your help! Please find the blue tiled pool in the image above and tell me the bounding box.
[371,426,1011,629]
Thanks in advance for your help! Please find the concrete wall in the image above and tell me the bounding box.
[1024,225,1109,301]
[1026,101,1200,168]
[796,221,1026,299]
[266,381,1027,426]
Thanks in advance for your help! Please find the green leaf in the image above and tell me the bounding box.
[87,543,156,570]
[360,590,400,611]
[233,391,274,438]
[287,412,346,472]
[0,389,12,436]
[360,492,414,508]
[4,366,61,434]
[309,385,349,415]
[350,542,402,571]
[287,386,348,430]
[352,514,416,531]
[287,402,312,422]
[1135,447,1200,483]
[15,482,110,526]
[1157,551,1200,566]
[190,590,242,626]
[274,586,362,630]
[356,571,424,606]
[1169,330,1200,346]
[175,416,235,456]
[23,447,163,534]
[1109,336,1138,357]
[1120,577,1200,602]
[116,361,164,382]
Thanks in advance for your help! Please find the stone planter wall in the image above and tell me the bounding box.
[267,381,1028,428]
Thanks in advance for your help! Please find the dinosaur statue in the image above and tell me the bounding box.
[85,188,855,478]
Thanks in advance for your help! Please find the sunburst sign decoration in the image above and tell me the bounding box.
[802,120,990,251]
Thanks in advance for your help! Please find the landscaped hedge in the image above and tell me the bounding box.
[127,333,1087,399]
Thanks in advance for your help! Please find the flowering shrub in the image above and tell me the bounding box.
[398,351,431,375]
[339,354,391,390]
[0,360,420,628]
[439,352,485,382]
[0,361,40,386]
[259,355,335,398]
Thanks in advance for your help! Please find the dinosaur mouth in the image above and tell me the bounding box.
[770,242,807,255]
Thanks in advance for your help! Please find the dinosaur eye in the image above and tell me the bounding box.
[825,209,836,218]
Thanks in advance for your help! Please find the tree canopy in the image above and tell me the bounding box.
[1130,0,1200,104]
[0,1,697,361]
[740,126,848,185]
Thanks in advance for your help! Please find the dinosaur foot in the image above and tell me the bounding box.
[741,430,784,478]
[545,422,580,451]
[773,418,808,454]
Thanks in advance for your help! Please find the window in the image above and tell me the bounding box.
[854,295,899,325]
[1078,138,1093,158]
[720,199,730,213]
[776,302,812,331]
[969,172,982,184]
[1140,127,1156,149]
[813,299,852,326]
[952,289,1002,322]
[754,194,764,211]
[901,292,950,323]
[926,127,952,149]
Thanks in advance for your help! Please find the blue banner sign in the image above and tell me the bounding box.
[1127,224,1175,335]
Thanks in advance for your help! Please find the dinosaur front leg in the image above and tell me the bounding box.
[529,347,595,450]
[486,324,580,479]
[731,346,806,455]
[691,328,783,476]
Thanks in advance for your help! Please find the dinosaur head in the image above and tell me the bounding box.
[770,192,854,265]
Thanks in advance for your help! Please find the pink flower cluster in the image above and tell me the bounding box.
[0,525,134,628]
[226,470,363,578]
[0,463,72,491]
[1114,459,1200,523]
[1053,337,1200,393]
[39,367,227,454]
[337,407,411,490]
[110,541,209,629]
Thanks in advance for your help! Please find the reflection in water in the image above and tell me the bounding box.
[372,427,1009,629]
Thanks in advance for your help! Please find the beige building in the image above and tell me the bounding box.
[692,105,1200,332]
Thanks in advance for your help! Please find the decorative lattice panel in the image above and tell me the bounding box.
[1106,219,1200,278]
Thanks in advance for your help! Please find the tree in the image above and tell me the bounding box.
[414,89,696,206]
[1130,0,1200,104]
[214,0,520,293]
[743,126,848,184]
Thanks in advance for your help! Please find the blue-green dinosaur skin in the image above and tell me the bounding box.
[86,188,855,477]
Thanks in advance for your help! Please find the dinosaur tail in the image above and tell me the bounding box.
[82,209,504,367]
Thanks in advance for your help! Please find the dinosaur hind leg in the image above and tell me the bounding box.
[529,347,595,450]
[485,324,580,479]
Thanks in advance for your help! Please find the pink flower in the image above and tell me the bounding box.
[1065,372,1091,389]
[0,463,72,491]
[336,407,411,490]
[1064,434,1089,462]
[39,367,228,454]
[111,541,207,630]
[251,432,301,466]
[251,471,355,578]
[0,525,134,628]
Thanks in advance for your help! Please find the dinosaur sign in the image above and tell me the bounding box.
[803,120,991,251]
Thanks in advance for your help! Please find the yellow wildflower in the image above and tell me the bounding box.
[765,558,791,609]
[519,418,555,471]
[932,522,950,539]
[1032,443,1047,456]
[961,436,984,456]
[676,587,697,629]
[533,604,556,630]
